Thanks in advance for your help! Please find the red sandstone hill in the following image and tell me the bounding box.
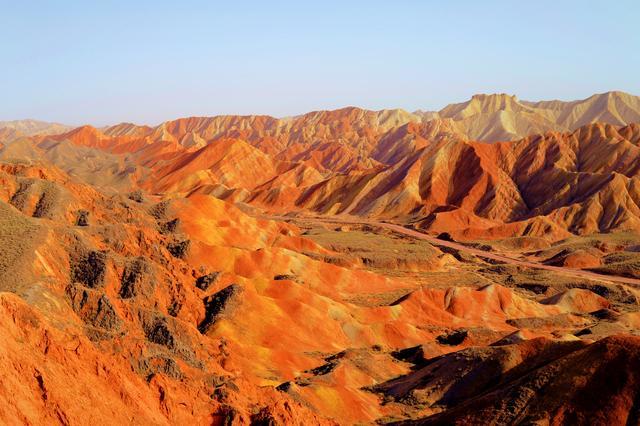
[293,123,640,240]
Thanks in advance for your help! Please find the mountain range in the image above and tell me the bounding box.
[1,91,640,424]
[2,91,640,241]
[5,91,639,144]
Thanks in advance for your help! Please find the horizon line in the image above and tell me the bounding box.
[2,89,637,129]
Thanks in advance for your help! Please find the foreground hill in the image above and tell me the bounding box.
[383,335,640,424]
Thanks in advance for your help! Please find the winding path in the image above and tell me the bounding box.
[273,215,640,286]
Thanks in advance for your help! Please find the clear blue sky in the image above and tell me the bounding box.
[1,0,639,126]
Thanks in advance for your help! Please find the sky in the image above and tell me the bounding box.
[1,0,639,126]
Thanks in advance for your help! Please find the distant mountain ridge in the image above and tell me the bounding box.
[3,91,639,144]
[0,119,72,139]
[426,91,640,141]
[93,90,640,143]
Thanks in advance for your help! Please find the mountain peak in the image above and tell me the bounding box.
[471,93,518,101]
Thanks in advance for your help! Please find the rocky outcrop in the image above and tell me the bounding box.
[66,284,122,332]
[120,257,154,298]
[70,250,109,289]
[198,284,243,334]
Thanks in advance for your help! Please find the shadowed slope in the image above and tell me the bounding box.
[388,335,640,425]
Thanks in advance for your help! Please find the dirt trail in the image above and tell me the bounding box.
[271,215,640,287]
